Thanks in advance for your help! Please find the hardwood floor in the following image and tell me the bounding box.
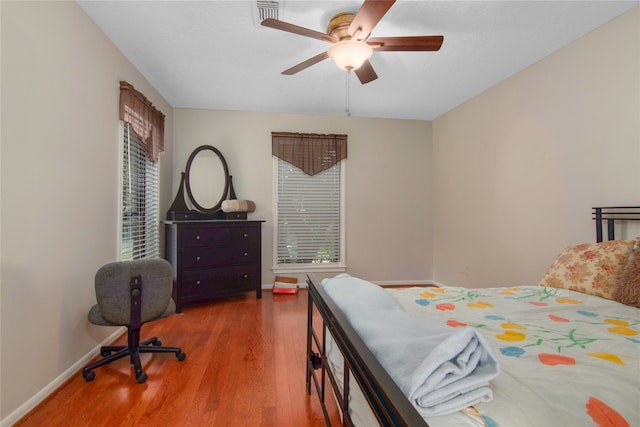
[15,290,342,427]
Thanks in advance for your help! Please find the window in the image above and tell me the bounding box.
[272,132,346,272]
[120,123,160,260]
[118,81,164,260]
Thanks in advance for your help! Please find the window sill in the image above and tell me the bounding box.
[272,264,347,274]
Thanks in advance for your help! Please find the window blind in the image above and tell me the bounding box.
[276,158,341,265]
[121,123,159,260]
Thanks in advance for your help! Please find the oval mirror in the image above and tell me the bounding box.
[184,145,230,213]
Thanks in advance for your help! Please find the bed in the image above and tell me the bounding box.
[305,207,640,427]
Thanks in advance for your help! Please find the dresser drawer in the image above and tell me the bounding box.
[180,225,259,248]
[181,266,258,298]
[181,246,258,268]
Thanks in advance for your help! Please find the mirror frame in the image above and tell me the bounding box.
[184,145,230,213]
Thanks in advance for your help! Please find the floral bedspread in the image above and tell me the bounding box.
[387,285,640,427]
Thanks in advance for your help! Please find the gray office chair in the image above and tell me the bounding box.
[82,259,185,384]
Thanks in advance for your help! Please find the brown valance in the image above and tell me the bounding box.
[271,132,347,176]
[119,81,165,162]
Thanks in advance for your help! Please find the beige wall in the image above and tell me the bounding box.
[173,109,434,284]
[432,7,640,288]
[1,1,174,421]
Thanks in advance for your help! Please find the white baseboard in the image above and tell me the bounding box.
[1,328,125,427]
[429,280,447,288]
[372,279,436,287]
[262,280,437,290]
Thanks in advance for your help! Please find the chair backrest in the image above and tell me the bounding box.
[95,259,173,326]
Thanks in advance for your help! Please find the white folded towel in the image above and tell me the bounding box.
[221,199,255,213]
[322,274,500,417]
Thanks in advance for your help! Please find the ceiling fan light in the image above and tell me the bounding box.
[327,40,372,71]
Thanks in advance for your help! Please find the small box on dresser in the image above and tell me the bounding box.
[164,220,264,312]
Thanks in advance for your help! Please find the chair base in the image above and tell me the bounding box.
[82,334,185,384]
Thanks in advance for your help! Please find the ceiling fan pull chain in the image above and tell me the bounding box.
[346,70,351,117]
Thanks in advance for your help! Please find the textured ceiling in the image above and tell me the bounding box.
[77,1,638,120]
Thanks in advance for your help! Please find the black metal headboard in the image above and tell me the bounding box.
[592,206,640,242]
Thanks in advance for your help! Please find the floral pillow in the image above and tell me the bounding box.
[612,240,640,307]
[539,239,636,299]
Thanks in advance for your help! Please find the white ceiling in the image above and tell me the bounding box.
[77,0,638,120]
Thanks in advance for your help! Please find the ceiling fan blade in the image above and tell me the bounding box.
[282,52,330,75]
[349,0,396,40]
[354,60,378,84]
[368,35,444,51]
[262,18,337,43]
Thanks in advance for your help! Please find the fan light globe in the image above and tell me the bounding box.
[327,40,373,71]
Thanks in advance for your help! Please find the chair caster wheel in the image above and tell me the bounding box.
[100,349,111,357]
[154,340,162,347]
[83,370,95,382]
[177,352,186,362]
[136,372,147,384]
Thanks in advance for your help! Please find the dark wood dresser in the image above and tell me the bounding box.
[164,220,263,312]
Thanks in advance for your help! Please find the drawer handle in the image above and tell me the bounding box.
[196,235,201,240]
[243,274,249,279]
[196,256,201,261]
[243,252,248,257]
[196,280,201,285]
[243,233,248,238]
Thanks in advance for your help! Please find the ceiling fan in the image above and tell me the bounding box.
[261,0,444,84]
